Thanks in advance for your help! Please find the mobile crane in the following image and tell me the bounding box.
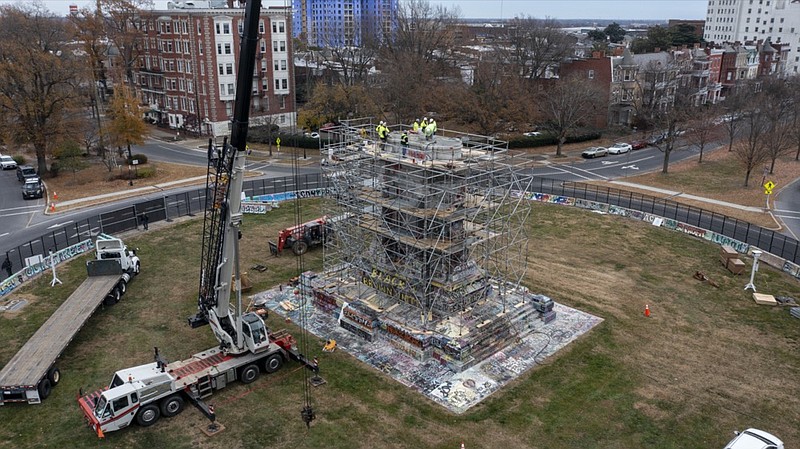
[77,0,318,436]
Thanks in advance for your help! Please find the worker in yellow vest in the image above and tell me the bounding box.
[412,118,421,133]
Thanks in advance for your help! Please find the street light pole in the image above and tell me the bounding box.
[744,249,762,292]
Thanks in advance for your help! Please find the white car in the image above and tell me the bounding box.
[607,142,632,154]
[0,155,17,170]
[723,428,783,449]
[523,131,542,137]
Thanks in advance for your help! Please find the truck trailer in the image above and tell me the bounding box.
[0,234,140,405]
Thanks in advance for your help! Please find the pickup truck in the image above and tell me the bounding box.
[724,428,784,449]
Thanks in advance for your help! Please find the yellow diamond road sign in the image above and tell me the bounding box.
[764,180,775,195]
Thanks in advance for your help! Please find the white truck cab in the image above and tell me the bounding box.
[95,234,140,275]
[724,428,784,449]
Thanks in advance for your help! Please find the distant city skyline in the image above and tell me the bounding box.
[3,0,708,21]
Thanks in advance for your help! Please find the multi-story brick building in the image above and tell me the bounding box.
[703,0,800,73]
[135,3,294,137]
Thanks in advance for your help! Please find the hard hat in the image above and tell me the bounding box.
[423,116,427,120]
[416,118,420,122]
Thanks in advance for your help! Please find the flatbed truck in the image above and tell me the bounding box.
[0,235,140,405]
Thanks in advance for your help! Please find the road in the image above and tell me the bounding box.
[774,176,800,241]
[0,138,319,271]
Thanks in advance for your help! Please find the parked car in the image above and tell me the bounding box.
[630,140,648,150]
[607,143,632,154]
[723,428,783,449]
[16,165,37,183]
[523,131,542,137]
[647,132,668,145]
[581,146,608,158]
[22,178,43,200]
[304,132,320,139]
[0,155,17,170]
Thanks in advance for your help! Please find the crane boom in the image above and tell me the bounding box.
[189,0,265,356]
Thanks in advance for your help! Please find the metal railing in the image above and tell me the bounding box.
[3,173,799,276]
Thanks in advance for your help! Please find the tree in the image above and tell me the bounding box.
[721,87,748,151]
[106,85,147,165]
[630,26,671,54]
[498,16,574,81]
[636,58,694,174]
[538,74,605,157]
[0,4,88,176]
[55,140,89,180]
[100,0,153,90]
[787,77,800,161]
[733,83,773,186]
[669,23,703,47]
[759,78,794,174]
[604,22,626,43]
[297,82,380,130]
[685,104,719,164]
[587,29,606,42]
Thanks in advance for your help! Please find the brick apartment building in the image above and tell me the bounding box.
[135,3,295,137]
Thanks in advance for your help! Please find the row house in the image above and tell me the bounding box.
[135,4,295,137]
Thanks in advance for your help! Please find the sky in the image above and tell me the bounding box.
[0,0,708,21]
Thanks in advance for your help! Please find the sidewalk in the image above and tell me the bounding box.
[609,180,765,212]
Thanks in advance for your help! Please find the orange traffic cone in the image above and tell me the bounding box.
[53,191,58,200]
[644,304,650,317]
[49,203,55,213]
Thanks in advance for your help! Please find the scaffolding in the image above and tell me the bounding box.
[310,117,539,371]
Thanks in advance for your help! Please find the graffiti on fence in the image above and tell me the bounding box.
[249,188,329,204]
[783,261,800,280]
[707,232,750,253]
[528,192,574,206]
[676,222,708,239]
[241,202,270,214]
[1,239,94,298]
[574,199,608,213]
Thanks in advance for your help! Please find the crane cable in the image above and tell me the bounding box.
[291,137,315,428]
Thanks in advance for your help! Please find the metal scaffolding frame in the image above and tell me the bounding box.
[319,118,534,330]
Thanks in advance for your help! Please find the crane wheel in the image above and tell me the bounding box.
[47,366,61,386]
[136,404,161,427]
[160,395,185,417]
[262,354,284,373]
[292,241,308,256]
[240,364,260,384]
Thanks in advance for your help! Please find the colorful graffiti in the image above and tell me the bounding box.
[527,192,574,206]
[1,239,94,298]
[241,202,270,214]
[249,188,329,204]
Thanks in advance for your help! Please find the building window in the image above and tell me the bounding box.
[238,22,243,35]
[281,79,287,89]
[261,60,267,72]
[273,40,278,51]
[223,23,230,34]
[228,84,235,95]
[274,60,279,71]
[226,63,233,75]
[259,20,265,34]
[199,43,203,55]
[197,22,202,34]
[281,60,287,70]
[260,39,266,53]
[188,80,194,93]
[274,79,280,90]
[217,43,222,54]
[280,41,285,51]
[280,96,286,109]
[219,64,224,75]
[225,43,232,54]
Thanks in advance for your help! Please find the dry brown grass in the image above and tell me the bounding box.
[45,160,209,210]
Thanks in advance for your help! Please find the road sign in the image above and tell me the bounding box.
[763,180,775,195]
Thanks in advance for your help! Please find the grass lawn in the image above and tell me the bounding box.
[0,200,798,449]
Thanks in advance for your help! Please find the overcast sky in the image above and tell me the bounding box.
[2,0,708,21]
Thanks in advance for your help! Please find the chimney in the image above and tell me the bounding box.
[592,50,605,59]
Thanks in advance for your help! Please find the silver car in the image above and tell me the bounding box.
[581,147,608,158]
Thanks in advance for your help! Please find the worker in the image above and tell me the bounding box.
[377,121,389,150]
[400,131,409,156]
[429,118,437,136]
[424,121,435,141]
[412,118,421,133]
[2,255,11,278]
[420,117,428,131]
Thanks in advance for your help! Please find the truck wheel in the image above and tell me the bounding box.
[240,364,260,384]
[160,395,184,417]
[37,378,52,400]
[136,404,161,427]
[292,241,308,256]
[133,261,140,276]
[104,288,121,305]
[262,354,283,374]
[117,279,127,295]
[47,366,61,386]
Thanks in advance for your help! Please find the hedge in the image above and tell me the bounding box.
[507,131,602,149]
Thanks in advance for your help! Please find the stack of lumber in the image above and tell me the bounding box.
[720,246,745,275]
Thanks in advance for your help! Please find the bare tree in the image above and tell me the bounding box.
[759,78,793,174]
[383,0,459,64]
[100,0,153,91]
[733,86,773,187]
[0,4,88,176]
[686,104,720,164]
[789,77,800,161]
[720,87,747,151]
[497,16,574,81]
[637,58,694,174]
[538,74,605,157]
